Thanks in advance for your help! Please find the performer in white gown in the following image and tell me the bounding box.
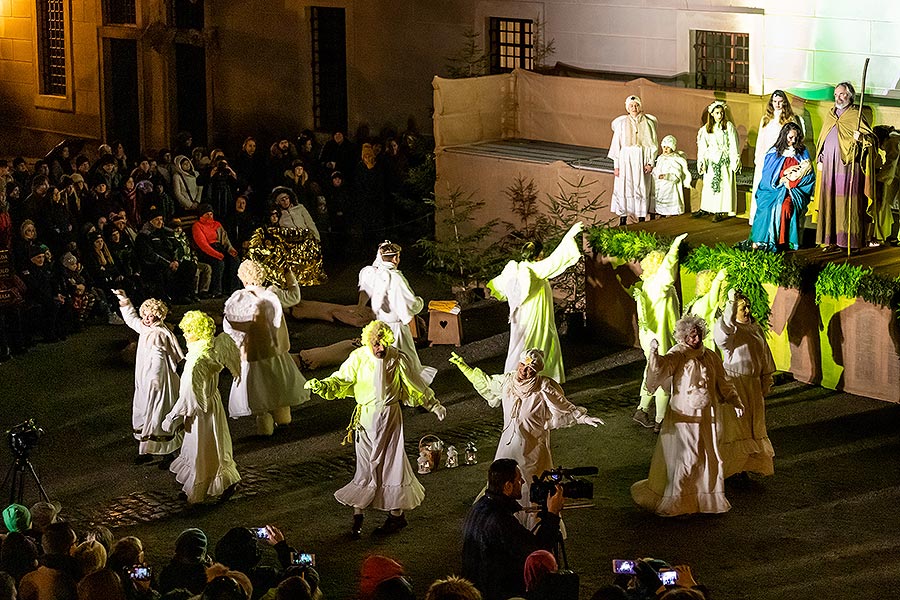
[224,259,309,436]
[115,291,183,466]
[608,95,659,224]
[652,135,692,217]
[357,241,436,383]
[696,101,741,221]
[487,222,583,383]
[631,314,744,517]
[450,348,604,511]
[164,310,241,504]
[713,290,775,478]
[749,91,801,225]
[305,320,446,538]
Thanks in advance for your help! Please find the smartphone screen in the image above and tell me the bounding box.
[129,565,151,581]
[612,559,636,574]
[291,552,316,567]
[255,527,268,539]
[659,569,678,586]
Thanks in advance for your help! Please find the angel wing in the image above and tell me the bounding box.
[212,332,242,381]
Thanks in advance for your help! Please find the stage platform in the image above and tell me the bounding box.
[585,214,900,403]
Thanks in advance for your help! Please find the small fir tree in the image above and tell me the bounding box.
[445,28,487,79]
[501,175,551,252]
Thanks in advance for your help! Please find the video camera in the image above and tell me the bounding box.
[529,466,598,507]
[6,419,43,459]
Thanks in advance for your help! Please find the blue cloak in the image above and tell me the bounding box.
[749,147,815,250]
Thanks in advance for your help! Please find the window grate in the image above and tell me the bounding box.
[102,0,136,25]
[489,17,533,74]
[311,6,347,132]
[693,30,749,93]
[37,0,66,96]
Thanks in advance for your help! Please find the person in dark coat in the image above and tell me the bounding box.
[135,209,196,303]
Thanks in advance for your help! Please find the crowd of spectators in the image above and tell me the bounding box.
[0,125,433,362]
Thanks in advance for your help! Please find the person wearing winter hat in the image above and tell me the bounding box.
[2,503,31,533]
[159,527,211,595]
[28,500,61,532]
[191,204,238,298]
[359,555,406,600]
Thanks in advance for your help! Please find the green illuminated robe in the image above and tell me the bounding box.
[315,345,442,511]
[686,268,729,353]
[487,223,583,383]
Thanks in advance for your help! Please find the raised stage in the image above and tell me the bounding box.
[585,214,900,403]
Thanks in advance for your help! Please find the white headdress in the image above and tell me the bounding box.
[660,135,677,150]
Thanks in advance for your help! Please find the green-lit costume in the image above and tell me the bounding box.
[686,268,729,352]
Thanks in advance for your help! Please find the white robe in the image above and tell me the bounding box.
[713,302,776,477]
[224,282,309,417]
[631,343,741,516]
[697,122,741,215]
[358,260,436,384]
[652,151,692,216]
[166,335,242,503]
[317,346,439,511]
[120,302,184,455]
[463,367,589,509]
[608,114,659,217]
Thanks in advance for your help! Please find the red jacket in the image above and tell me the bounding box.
[192,216,225,260]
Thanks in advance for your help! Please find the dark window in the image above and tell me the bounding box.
[36,0,66,96]
[488,17,533,74]
[693,30,749,93]
[171,0,203,30]
[102,0,136,25]
[311,6,348,132]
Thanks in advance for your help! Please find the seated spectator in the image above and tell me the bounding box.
[60,252,120,327]
[359,555,405,600]
[136,209,197,303]
[3,503,32,533]
[19,521,79,600]
[83,525,115,555]
[12,157,31,190]
[170,218,209,301]
[201,572,251,600]
[191,204,238,298]
[0,572,14,600]
[107,536,157,600]
[120,176,142,229]
[269,188,319,239]
[225,195,257,267]
[13,220,42,272]
[20,246,68,343]
[524,550,558,600]
[83,231,133,304]
[0,531,39,584]
[172,156,202,213]
[282,160,316,213]
[159,528,210,596]
[214,526,295,600]
[424,575,482,600]
[38,186,75,257]
[77,568,127,600]
[274,576,312,600]
[371,577,415,600]
[86,176,122,224]
[106,226,139,279]
[266,207,281,228]
[73,539,107,579]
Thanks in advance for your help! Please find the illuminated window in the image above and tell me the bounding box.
[693,30,749,93]
[489,17,533,74]
[36,0,67,96]
[311,6,348,132]
[102,0,136,25]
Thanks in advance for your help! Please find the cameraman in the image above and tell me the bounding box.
[462,458,564,600]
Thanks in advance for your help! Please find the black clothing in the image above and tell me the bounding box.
[461,491,561,600]
[135,224,196,301]
[158,560,208,596]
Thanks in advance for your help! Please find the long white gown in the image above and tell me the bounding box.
[358,259,436,383]
[652,152,692,216]
[713,300,776,478]
[224,281,309,417]
[487,223,582,383]
[631,342,741,516]
[167,334,242,503]
[697,122,741,215]
[120,302,184,455]
[316,346,440,511]
[608,113,659,217]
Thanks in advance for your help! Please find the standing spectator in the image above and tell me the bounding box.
[608,95,659,225]
[92,155,122,194]
[22,175,51,224]
[120,176,142,229]
[487,222,583,383]
[225,195,257,267]
[156,148,174,189]
[282,160,317,214]
[353,143,386,247]
[232,137,267,214]
[40,186,75,256]
[172,156,203,213]
[205,156,238,221]
[320,130,356,181]
[192,204,238,298]
[174,131,193,159]
[5,182,22,233]
[224,260,309,436]
[631,314,744,516]
[164,311,241,504]
[11,157,31,191]
[304,320,446,537]
[749,90,802,226]
[652,135,692,217]
[815,81,886,249]
[714,290,776,479]
[696,101,741,222]
[270,187,319,239]
[114,290,184,467]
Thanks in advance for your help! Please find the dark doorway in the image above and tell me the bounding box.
[311,6,347,133]
[103,38,140,157]
[174,43,208,146]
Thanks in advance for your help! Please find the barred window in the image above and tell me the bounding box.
[693,30,749,93]
[489,17,533,74]
[102,0,136,25]
[311,6,348,132]
[36,0,66,96]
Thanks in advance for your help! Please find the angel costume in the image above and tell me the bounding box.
[120,299,184,456]
[685,268,728,352]
[455,349,601,509]
[652,136,691,216]
[224,268,309,434]
[166,333,242,503]
[631,340,742,516]
[487,222,583,383]
[312,345,444,511]
[713,295,776,478]
[697,117,741,215]
[358,251,436,383]
[608,99,659,218]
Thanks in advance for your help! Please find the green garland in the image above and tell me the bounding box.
[588,227,900,321]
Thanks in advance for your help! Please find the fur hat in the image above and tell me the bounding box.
[29,500,61,530]
[625,95,642,109]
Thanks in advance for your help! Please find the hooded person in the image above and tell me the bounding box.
[172,155,202,212]
[224,260,309,436]
[356,240,436,384]
[359,555,405,600]
[159,528,211,595]
[652,135,692,217]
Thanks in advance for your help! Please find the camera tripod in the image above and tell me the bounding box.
[531,520,570,569]
[2,454,50,506]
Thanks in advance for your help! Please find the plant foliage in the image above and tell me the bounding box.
[445,28,487,79]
